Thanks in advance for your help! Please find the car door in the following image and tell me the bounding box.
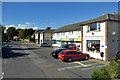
[76,52,83,60]
[66,52,73,59]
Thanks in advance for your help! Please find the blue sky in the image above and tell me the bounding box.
[2,2,118,30]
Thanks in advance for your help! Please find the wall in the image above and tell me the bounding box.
[40,33,43,44]
[35,32,38,44]
[82,22,106,60]
[44,33,52,44]
[107,21,119,61]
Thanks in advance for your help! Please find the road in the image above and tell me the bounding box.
[2,41,107,79]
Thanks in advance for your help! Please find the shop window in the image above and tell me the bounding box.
[87,40,100,53]
[76,41,81,43]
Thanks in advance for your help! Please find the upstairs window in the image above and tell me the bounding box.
[62,32,65,35]
[57,33,59,36]
[69,31,73,34]
[90,23,97,31]
[87,23,101,32]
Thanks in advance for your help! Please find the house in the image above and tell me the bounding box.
[34,30,44,44]
[80,13,120,61]
[40,27,55,45]
[52,23,81,50]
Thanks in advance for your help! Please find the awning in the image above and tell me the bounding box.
[61,38,81,41]
[61,38,70,41]
[74,38,81,41]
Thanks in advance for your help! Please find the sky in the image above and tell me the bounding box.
[2,2,118,30]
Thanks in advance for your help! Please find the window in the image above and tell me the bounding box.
[69,31,73,34]
[90,23,97,31]
[87,23,101,32]
[87,40,100,53]
[62,32,65,35]
[59,51,65,55]
[66,52,73,55]
[76,52,82,54]
[57,33,59,36]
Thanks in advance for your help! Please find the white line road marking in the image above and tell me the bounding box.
[57,65,82,70]
[4,60,7,64]
[2,72,4,76]
[81,65,107,71]
[67,61,96,67]
[1,72,4,80]
[1,76,3,80]
[67,61,90,64]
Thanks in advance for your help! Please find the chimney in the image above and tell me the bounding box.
[46,27,51,30]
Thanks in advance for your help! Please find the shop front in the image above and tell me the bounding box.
[52,40,61,47]
[83,37,106,60]
[61,38,81,50]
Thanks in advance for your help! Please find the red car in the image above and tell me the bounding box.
[58,50,90,62]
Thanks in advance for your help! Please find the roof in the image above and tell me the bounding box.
[54,23,81,33]
[38,30,44,33]
[54,13,120,33]
[41,29,55,33]
[79,12,120,26]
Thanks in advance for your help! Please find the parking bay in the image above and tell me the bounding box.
[57,60,107,71]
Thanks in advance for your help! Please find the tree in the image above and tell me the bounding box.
[0,25,7,42]
[18,29,26,39]
[6,27,17,40]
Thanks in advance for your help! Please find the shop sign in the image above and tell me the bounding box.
[101,45,104,47]
[74,38,81,41]
[56,40,61,41]
[61,38,70,41]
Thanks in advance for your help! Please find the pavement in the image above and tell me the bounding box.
[2,41,109,79]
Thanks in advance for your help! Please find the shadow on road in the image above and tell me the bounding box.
[2,47,39,59]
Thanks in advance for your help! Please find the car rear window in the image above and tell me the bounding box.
[53,49,59,52]
[59,51,65,55]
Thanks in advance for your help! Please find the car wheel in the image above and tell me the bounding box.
[68,57,73,62]
[84,56,89,60]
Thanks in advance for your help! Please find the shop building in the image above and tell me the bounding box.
[81,13,120,61]
[52,23,81,50]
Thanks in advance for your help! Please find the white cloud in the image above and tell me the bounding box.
[50,22,56,25]
[25,22,32,26]
[33,27,39,30]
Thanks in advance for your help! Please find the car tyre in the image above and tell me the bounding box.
[68,57,73,62]
[84,56,89,60]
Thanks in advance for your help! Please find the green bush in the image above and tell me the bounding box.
[92,61,120,80]
[108,61,119,79]
[92,67,109,80]
[92,68,100,80]
[26,35,31,40]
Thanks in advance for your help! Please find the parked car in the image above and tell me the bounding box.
[115,51,120,63]
[51,48,67,59]
[40,43,51,47]
[51,44,77,59]
[61,44,76,50]
[58,50,90,62]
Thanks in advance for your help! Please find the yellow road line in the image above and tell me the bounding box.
[89,60,109,66]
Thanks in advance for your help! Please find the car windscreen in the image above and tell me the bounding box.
[59,51,65,55]
[61,45,67,48]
